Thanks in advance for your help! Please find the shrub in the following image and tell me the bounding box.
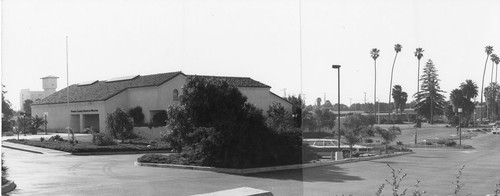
[445,140,457,147]
[396,141,403,145]
[49,134,65,142]
[106,108,134,143]
[128,106,145,126]
[437,139,447,145]
[40,137,45,142]
[2,153,8,185]
[92,133,117,146]
[364,138,374,143]
[388,126,402,135]
[152,111,167,127]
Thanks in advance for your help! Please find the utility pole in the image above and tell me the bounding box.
[281,88,287,97]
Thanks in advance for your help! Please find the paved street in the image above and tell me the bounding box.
[2,132,500,196]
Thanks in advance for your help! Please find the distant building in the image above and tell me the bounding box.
[20,76,59,111]
[31,71,291,133]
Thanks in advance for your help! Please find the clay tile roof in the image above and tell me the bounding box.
[33,72,271,105]
[188,75,270,88]
[34,71,184,105]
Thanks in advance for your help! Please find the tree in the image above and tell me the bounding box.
[343,113,373,129]
[127,106,145,126]
[388,44,402,123]
[286,95,303,128]
[491,54,499,83]
[376,127,397,154]
[266,103,292,133]
[484,83,500,120]
[450,80,478,126]
[343,128,364,157]
[314,108,336,131]
[492,54,500,83]
[392,85,408,117]
[316,97,322,108]
[164,76,311,168]
[22,99,33,116]
[106,108,134,143]
[323,100,333,109]
[301,110,317,131]
[414,48,425,96]
[2,86,15,133]
[371,48,380,121]
[481,46,494,124]
[414,59,446,124]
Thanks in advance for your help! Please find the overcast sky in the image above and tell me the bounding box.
[2,0,500,110]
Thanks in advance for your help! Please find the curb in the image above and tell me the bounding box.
[1,145,43,154]
[72,150,173,156]
[135,151,414,174]
[1,180,17,194]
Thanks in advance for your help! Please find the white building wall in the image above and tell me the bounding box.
[238,87,273,113]
[31,101,105,132]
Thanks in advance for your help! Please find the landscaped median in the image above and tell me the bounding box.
[134,151,414,174]
[5,139,172,155]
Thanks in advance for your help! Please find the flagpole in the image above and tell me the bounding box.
[66,36,70,138]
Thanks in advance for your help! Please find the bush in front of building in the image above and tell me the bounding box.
[92,133,117,146]
[163,76,316,169]
[128,106,145,126]
[106,108,134,143]
[151,111,167,127]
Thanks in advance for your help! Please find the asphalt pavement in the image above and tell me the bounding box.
[2,132,500,195]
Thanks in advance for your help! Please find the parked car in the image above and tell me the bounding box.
[303,138,372,158]
[492,128,500,135]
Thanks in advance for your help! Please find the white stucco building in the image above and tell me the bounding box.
[31,71,291,133]
[20,76,59,111]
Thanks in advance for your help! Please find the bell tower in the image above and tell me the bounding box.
[41,76,58,95]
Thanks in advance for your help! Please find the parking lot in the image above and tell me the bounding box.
[2,126,500,195]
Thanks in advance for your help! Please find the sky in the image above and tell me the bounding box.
[2,0,500,110]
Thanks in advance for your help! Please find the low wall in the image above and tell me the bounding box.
[133,127,168,140]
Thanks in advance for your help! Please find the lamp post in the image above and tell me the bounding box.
[458,108,462,146]
[332,64,342,160]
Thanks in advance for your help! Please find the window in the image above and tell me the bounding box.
[173,89,179,101]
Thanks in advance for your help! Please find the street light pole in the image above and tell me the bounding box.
[332,65,342,160]
[458,108,462,146]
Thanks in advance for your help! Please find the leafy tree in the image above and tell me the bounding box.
[286,95,303,128]
[301,110,317,131]
[23,99,33,116]
[266,103,292,133]
[371,48,380,122]
[376,127,397,154]
[106,108,134,143]
[414,59,446,124]
[316,97,322,107]
[2,86,15,133]
[343,113,373,129]
[392,85,408,116]
[17,115,31,136]
[323,100,333,109]
[343,127,364,156]
[127,106,145,126]
[484,82,500,120]
[388,44,402,123]
[459,80,479,125]
[481,46,494,124]
[314,108,336,131]
[164,76,312,168]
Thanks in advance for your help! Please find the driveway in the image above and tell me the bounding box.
[2,132,500,195]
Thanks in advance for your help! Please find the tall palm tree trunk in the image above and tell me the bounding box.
[481,55,489,124]
[388,53,398,123]
[374,60,377,124]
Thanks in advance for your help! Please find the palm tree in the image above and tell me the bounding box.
[415,48,424,94]
[481,46,494,124]
[491,54,500,83]
[371,48,380,124]
[413,47,424,144]
[388,44,402,123]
